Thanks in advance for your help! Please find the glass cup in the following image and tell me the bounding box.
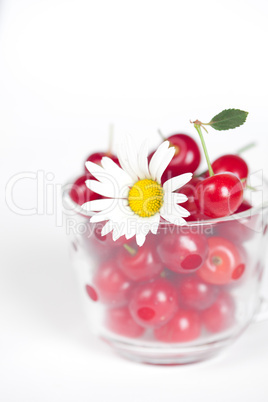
[62,175,268,365]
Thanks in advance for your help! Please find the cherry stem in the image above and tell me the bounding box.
[158,129,166,141]
[246,184,257,191]
[194,123,214,177]
[241,178,257,191]
[236,142,256,155]
[107,124,114,156]
[123,243,136,256]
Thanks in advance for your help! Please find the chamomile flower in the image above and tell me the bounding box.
[82,136,192,246]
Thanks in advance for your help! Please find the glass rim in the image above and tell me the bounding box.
[62,177,268,227]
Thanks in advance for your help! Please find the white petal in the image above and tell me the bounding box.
[85,180,116,198]
[86,178,128,198]
[135,214,160,235]
[148,213,160,234]
[155,147,175,183]
[149,141,170,181]
[101,221,114,236]
[136,233,146,247]
[112,225,125,241]
[90,213,110,223]
[117,141,139,182]
[85,161,106,180]
[125,135,145,179]
[101,157,133,189]
[136,216,151,236]
[81,198,116,212]
[161,201,190,218]
[173,204,191,217]
[138,138,150,179]
[124,225,137,240]
[90,200,130,223]
[169,192,188,204]
[86,161,127,196]
[161,213,188,226]
[163,173,193,192]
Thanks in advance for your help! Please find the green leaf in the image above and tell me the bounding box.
[209,109,248,131]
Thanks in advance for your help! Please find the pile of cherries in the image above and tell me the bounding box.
[70,132,252,343]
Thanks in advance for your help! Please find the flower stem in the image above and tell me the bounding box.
[107,123,114,156]
[194,124,214,177]
[123,243,136,256]
[236,142,256,155]
[157,129,166,141]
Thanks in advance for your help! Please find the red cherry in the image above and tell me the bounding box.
[129,279,178,328]
[202,292,235,333]
[85,152,120,173]
[204,154,249,184]
[154,309,201,343]
[93,261,133,306]
[161,134,201,182]
[157,231,208,274]
[197,237,245,285]
[178,177,212,221]
[196,173,244,218]
[178,276,219,310]
[106,306,145,338]
[70,175,101,206]
[179,177,203,216]
[118,243,163,282]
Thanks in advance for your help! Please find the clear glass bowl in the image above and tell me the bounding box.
[62,177,268,365]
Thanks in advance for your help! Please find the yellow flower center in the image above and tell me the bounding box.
[128,179,164,217]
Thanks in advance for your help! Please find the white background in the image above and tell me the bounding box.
[1,0,268,401]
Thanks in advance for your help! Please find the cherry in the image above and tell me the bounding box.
[197,237,245,285]
[129,278,178,328]
[178,276,219,310]
[85,152,120,173]
[106,306,145,338]
[202,292,235,333]
[179,177,212,221]
[163,134,201,181]
[157,231,208,274]
[196,173,244,218]
[93,261,133,306]
[69,175,101,206]
[149,134,201,183]
[117,243,163,282]
[204,154,249,185]
[154,309,201,343]
[178,177,203,217]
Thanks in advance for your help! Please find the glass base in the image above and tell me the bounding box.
[101,334,239,365]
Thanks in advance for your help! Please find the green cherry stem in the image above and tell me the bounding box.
[157,129,166,141]
[123,243,136,256]
[236,142,256,155]
[241,178,257,191]
[194,123,214,177]
[107,123,114,156]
